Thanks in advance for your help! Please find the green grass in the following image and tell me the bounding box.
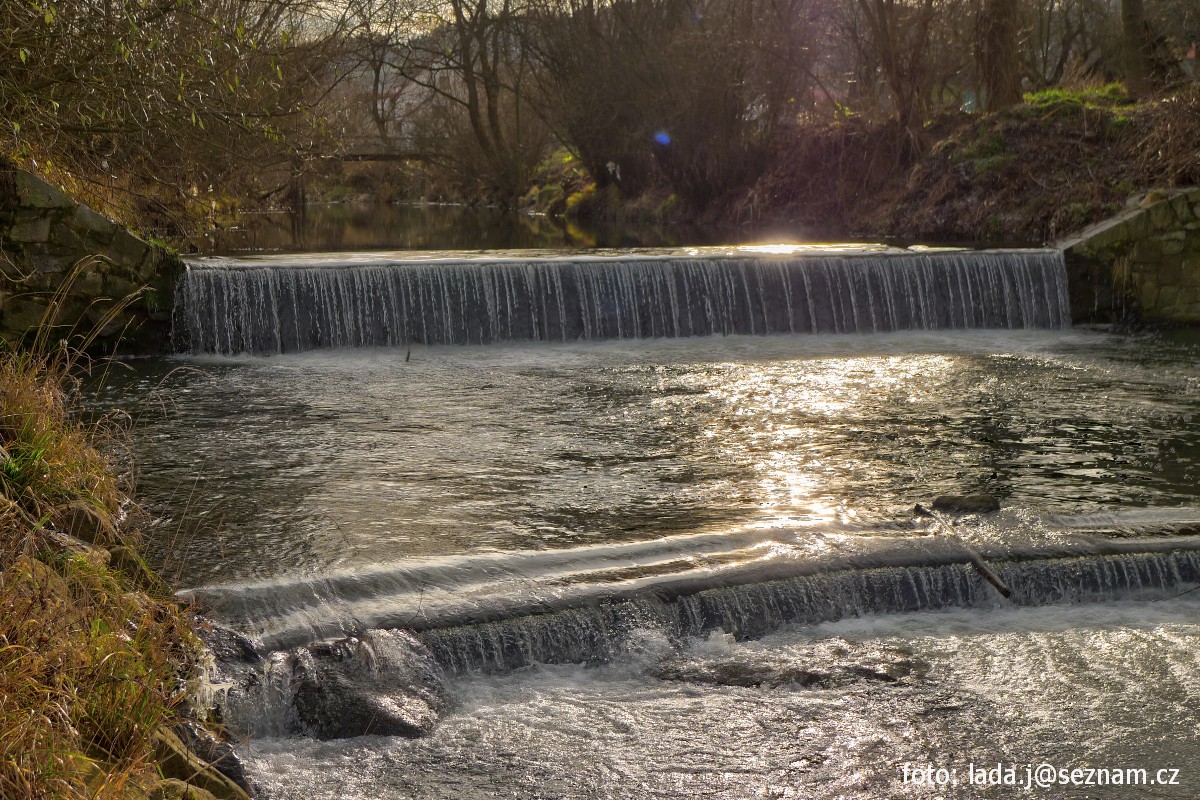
[973,154,1014,176]
[1023,82,1132,110]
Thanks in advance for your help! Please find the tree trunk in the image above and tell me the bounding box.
[1122,0,1152,98]
[979,0,1022,110]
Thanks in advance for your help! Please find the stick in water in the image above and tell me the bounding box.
[966,550,1012,598]
[918,506,1013,598]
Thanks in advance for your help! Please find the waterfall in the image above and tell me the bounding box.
[173,249,1070,354]
[420,550,1200,674]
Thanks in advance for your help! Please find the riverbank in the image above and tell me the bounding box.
[0,346,247,800]
[742,84,1200,245]
[513,84,1200,247]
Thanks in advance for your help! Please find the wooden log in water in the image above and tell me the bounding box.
[967,550,1013,598]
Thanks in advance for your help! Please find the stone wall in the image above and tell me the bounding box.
[1060,188,1200,324]
[0,161,181,355]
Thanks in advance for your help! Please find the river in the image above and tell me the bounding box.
[98,245,1200,798]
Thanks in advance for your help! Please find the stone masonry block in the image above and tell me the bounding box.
[14,171,74,210]
[102,274,143,300]
[1124,211,1151,240]
[49,220,85,253]
[1158,232,1187,256]
[1170,193,1194,222]
[72,205,117,242]
[1139,281,1160,308]
[1069,219,1128,254]
[1133,239,1162,263]
[9,212,52,243]
[1,296,50,332]
[103,230,150,270]
[1158,261,1183,285]
[72,270,103,297]
[25,243,78,275]
[1148,201,1176,231]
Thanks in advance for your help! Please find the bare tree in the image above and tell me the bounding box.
[341,0,431,151]
[0,0,349,226]
[389,0,549,202]
[852,0,940,128]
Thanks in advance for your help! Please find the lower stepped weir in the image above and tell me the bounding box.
[172,247,1070,354]
[421,548,1200,674]
[192,535,1200,675]
[200,532,1200,740]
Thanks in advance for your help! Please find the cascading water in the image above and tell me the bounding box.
[205,537,1200,767]
[197,539,1200,680]
[172,248,1070,354]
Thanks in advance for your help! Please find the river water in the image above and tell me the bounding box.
[240,600,1200,799]
[200,203,723,255]
[101,248,1200,798]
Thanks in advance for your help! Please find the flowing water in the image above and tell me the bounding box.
[173,246,1068,354]
[240,600,1200,799]
[103,246,1200,798]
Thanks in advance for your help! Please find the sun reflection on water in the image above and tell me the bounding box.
[700,354,960,527]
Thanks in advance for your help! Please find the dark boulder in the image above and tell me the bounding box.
[194,620,262,666]
[930,494,1001,514]
[290,629,444,740]
[174,720,253,796]
[652,640,929,689]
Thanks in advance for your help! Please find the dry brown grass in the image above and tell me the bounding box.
[0,342,199,799]
[1135,86,1200,188]
[0,351,121,537]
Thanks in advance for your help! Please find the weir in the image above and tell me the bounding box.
[208,539,1200,739]
[422,549,1200,675]
[173,247,1070,354]
[191,534,1200,672]
[151,239,1200,771]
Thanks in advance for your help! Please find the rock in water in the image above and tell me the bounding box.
[652,639,930,688]
[291,630,444,740]
[174,720,254,796]
[931,494,1001,514]
[195,622,262,666]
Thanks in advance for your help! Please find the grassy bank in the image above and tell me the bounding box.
[0,346,240,799]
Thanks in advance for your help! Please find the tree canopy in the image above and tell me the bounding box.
[2,0,1194,221]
